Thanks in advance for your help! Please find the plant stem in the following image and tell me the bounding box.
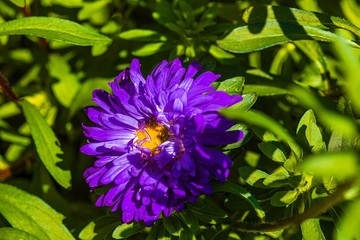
[234,180,355,232]
[0,73,19,102]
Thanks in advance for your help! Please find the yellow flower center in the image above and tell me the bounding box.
[136,122,169,155]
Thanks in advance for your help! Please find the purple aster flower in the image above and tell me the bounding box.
[81,58,244,226]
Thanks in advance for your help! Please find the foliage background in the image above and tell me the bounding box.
[0,0,360,239]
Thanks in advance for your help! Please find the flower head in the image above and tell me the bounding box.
[81,58,243,226]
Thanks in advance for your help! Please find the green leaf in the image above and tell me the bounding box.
[178,211,198,233]
[20,101,71,189]
[296,109,326,152]
[112,222,145,239]
[333,36,360,114]
[146,222,164,240]
[213,181,266,220]
[258,142,287,162]
[163,217,182,236]
[242,69,290,96]
[68,78,111,119]
[290,85,358,140]
[0,17,111,46]
[8,0,25,7]
[131,42,174,56]
[0,183,74,240]
[301,218,325,240]
[216,76,244,94]
[210,227,231,240]
[179,226,194,240]
[263,172,290,188]
[270,190,299,207]
[0,228,40,240]
[78,215,120,240]
[301,152,359,180]
[119,29,167,42]
[242,5,360,38]
[188,198,227,224]
[222,109,302,159]
[48,54,80,108]
[226,93,257,113]
[217,22,359,53]
[42,0,83,8]
[238,166,269,187]
[336,199,360,240]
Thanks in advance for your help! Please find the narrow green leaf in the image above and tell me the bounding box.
[242,68,290,96]
[112,222,145,239]
[333,37,360,114]
[0,183,74,240]
[222,109,302,158]
[20,100,71,189]
[301,218,325,240]
[0,17,111,46]
[0,228,40,240]
[270,190,299,207]
[336,199,360,240]
[217,22,359,53]
[131,42,174,56]
[119,29,167,42]
[8,0,25,7]
[213,181,266,220]
[291,85,358,140]
[301,152,359,180]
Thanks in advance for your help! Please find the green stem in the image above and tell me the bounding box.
[233,180,354,232]
[0,73,19,102]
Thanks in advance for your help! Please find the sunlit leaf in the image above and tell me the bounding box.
[0,17,111,46]
[20,101,71,189]
[270,190,299,207]
[216,76,244,94]
[112,222,145,239]
[119,29,167,42]
[217,22,359,53]
[79,215,120,240]
[131,42,174,56]
[301,152,359,180]
[0,183,74,240]
[301,218,325,240]
[258,142,287,162]
[242,6,360,37]
[8,0,25,7]
[0,228,40,240]
[336,199,360,240]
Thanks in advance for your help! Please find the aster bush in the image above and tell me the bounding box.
[0,0,360,240]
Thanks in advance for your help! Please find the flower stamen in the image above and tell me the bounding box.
[136,121,169,155]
